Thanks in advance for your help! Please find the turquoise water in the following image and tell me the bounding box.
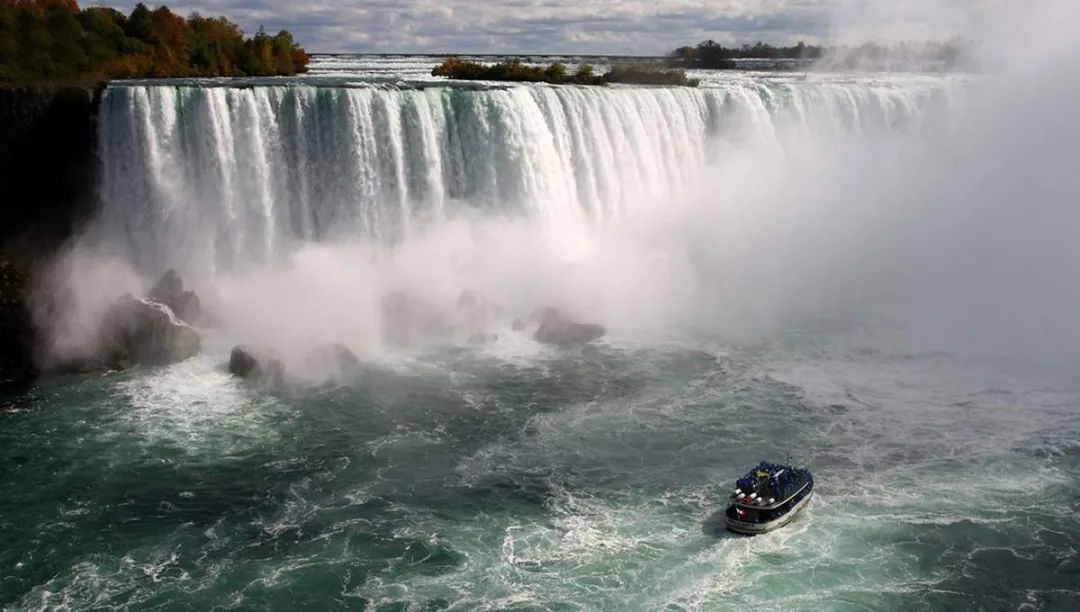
[3,333,1077,610]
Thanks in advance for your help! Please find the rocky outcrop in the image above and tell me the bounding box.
[96,295,202,369]
[229,343,358,388]
[148,269,205,326]
[535,320,606,345]
[228,345,285,386]
[45,270,206,374]
[531,306,606,346]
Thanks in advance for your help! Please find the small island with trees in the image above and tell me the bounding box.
[0,0,310,85]
[669,38,974,71]
[669,40,823,69]
[432,57,699,87]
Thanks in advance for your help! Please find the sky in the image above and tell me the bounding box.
[88,0,985,55]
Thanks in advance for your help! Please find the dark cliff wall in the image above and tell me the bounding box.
[0,86,102,259]
[0,260,34,389]
[0,86,102,387]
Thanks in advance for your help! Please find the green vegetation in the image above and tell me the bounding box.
[0,0,309,85]
[432,57,698,87]
[433,57,605,85]
[603,64,699,87]
[671,40,824,69]
[670,39,975,71]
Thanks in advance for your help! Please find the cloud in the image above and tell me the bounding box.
[87,0,982,54]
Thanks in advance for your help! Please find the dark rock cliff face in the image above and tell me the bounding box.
[0,260,35,389]
[0,86,103,385]
[0,86,102,257]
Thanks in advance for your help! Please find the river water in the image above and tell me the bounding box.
[1,56,1077,611]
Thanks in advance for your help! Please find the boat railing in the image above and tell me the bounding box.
[733,480,811,511]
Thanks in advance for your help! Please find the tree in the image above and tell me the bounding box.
[15,7,53,79]
[45,2,87,76]
[147,6,189,75]
[544,62,567,82]
[0,0,309,83]
[271,30,296,75]
[124,2,152,41]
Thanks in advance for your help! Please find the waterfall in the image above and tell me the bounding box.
[94,79,950,278]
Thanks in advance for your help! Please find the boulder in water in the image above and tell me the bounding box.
[534,319,606,345]
[229,345,285,386]
[148,269,205,326]
[96,294,201,369]
[530,306,605,345]
[303,343,359,372]
[231,343,357,388]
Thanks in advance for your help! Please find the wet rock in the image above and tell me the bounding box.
[534,319,606,345]
[529,306,605,345]
[228,345,284,386]
[96,294,201,369]
[148,269,205,325]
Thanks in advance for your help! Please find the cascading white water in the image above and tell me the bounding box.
[94,78,950,279]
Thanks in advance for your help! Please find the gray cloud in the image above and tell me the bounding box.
[87,1,981,54]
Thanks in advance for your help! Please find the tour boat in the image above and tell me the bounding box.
[724,461,813,535]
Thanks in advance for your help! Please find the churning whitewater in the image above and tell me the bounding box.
[3,53,1078,612]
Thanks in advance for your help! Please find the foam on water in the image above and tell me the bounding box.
[3,337,1079,610]
[114,354,290,458]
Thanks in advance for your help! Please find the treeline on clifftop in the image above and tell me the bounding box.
[670,39,975,71]
[670,40,824,69]
[433,57,698,87]
[0,0,309,84]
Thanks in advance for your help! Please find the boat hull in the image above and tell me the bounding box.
[724,489,813,535]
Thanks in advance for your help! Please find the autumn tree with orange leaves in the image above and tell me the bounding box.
[0,0,309,83]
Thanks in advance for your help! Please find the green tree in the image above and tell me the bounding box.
[544,62,567,82]
[124,2,153,41]
[45,2,87,76]
[0,1,309,83]
[271,30,296,75]
[15,7,53,79]
[80,7,135,63]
